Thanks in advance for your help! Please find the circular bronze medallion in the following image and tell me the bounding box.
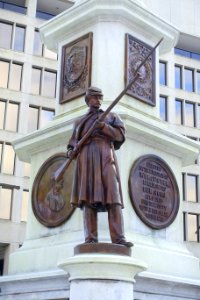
[129,155,180,229]
[32,153,75,227]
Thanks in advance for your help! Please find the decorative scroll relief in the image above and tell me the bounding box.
[60,32,93,104]
[129,155,180,229]
[125,34,155,106]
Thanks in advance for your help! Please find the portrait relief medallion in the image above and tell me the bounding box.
[125,34,156,106]
[129,155,180,229]
[60,32,93,104]
[32,154,75,227]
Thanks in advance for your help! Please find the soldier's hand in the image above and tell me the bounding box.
[66,148,75,159]
[95,120,105,130]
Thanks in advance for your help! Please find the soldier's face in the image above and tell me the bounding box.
[88,96,102,108]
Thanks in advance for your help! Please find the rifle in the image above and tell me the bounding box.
[54,37,163,182]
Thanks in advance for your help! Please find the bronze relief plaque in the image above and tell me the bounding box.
[125,34,155,106]
[129,155,180,229]
[60,32,93,104]
[32,154,75,227]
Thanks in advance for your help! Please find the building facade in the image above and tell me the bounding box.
[0,0,74,275]
[148,0,200,260]
[0,0,200,292]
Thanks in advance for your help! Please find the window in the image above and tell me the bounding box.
[0,22,25,51]
[0,100,5,129]
[175,65,182,89]
[28,106,55,133]
[43,70,57,98]
[184,68,194,92]
[184,213,199,242]
[185,102,195,127]
[0,1,27,14]
[0,143,2,170]
[14,25,25,52]
[0,143,15,175]
[0,100,19,132]
[36,10,55,20]
[31,68,57,98]
[186,174,198,202]
[9,63,23,91]
[197,72,200,94]
[31,68,41,95]
[159,96,167,121]
[0,259,4,276]
[175,99,183,125]
[33,30,42,56]
[175,99,198,128]
[175,48,200,61]
[0,60,23,90]
[23,162,30,177]
[40,109,55,128]
[28,106,39,132]
[21,190,29,222]
[0,187,13,219]
[0,22,12,49]
[0,60,9,88]
[159,61,167,85]
[33,29,57,59]
[198,105,200,128]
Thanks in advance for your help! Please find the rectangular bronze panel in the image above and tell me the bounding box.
[125,34,156,106]
[59,32,93,104]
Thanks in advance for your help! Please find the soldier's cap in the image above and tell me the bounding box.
[85,86,103,98]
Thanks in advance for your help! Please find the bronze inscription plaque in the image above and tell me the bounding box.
[60,32,93,104]
[125,34,155,106]
[32,154,75,227]
[129,155,179,229]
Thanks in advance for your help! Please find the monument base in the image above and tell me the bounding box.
[58,244,146,300]
[74,242,132,256]
[1,268,200,299]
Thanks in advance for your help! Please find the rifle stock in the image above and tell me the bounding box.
[53,37,163,182]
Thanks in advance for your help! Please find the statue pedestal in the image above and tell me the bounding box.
[58,244,147,300]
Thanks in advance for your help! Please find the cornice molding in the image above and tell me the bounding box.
[40,0,179,54]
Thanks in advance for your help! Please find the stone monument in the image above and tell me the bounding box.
[1,0,200,299]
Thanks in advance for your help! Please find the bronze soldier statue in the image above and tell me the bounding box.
[67,87,133,247]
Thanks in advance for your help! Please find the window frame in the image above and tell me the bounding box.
[175,64,182,89]
[159,95,168,121]
[0,142,16,175]
[182,173,198,203]
[185,100,196,127]
[184,212,200,243]
[0,21,26,52]
[33,29,57,60]
[184,67,195,92]
[0,59,23,91]
[159,61,167,86]
[28,105,55,133]
[31,67,57,98]
[0,185,14,220]
[0,99,20,132]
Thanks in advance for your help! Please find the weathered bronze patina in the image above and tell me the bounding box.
[60,32,93,104]
[125,34,156,106]
[129,155,180,229]
[74,243,131,256]
[67,86,133,247]
[32,154,74,227]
